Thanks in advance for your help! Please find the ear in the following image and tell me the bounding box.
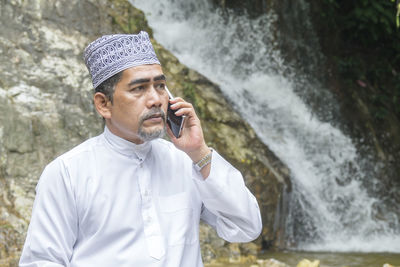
[94,92,112,119]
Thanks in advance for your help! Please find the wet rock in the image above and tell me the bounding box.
[240,242,259,256]
[297,259,320,267]
[255,258,289,267]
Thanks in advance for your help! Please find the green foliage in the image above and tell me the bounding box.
[318,0,400,123]
[329,0,397,42]
[392,0,400,27]
[397,2,400,27]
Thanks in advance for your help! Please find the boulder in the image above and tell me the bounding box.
[297,259,320,267]
[256,258,289,267]
[0,0,291,264]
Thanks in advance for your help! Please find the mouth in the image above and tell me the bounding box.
[147,114,162,119]
[140,108,166,126]
[142,112,166,125]
[144,113,163,121]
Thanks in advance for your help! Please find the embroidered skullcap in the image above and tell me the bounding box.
[84,31,161,88]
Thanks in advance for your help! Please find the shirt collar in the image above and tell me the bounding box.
[103,126,152,161]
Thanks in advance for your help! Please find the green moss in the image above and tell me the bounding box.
[0,223,13,229]
[107,0,153,35]
[182,82,206,118]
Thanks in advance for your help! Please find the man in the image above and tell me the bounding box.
[20,31,262,267]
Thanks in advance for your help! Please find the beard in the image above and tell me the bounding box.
[137,107,166,142]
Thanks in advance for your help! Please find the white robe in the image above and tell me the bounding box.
[20,127,262,267]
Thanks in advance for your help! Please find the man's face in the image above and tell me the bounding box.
[106,64,169,144]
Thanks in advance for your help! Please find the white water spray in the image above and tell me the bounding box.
[130,0,400,252]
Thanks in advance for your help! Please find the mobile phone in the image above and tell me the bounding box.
[165,86,186,138]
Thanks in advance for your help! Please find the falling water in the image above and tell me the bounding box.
[130,0,400,252]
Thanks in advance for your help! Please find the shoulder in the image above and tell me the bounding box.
[59,135,102,161]
[37,135,103,190]
[42,135,102,176]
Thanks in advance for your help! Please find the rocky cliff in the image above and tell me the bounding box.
[0,0,290,265]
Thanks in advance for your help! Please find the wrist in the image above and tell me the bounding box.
[187,144,211,163]
[193,148,213,172]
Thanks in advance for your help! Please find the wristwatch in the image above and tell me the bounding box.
[194,149,213,172]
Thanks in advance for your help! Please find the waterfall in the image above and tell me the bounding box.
[130,0,400,252]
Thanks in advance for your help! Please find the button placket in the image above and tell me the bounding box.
[137,164,165,260]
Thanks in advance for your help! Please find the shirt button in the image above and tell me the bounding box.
[145,216,151,223]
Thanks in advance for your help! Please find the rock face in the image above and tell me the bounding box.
[0,0,290,265]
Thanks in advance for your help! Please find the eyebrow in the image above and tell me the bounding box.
[128,74,166,87]
[154,74,166,82]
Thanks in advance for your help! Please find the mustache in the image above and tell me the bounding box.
[139,108,166,124]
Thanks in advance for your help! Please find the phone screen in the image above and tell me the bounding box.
[165,86,185,138]
[167,103,184,138]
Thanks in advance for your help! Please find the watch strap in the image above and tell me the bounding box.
[194,149,213,172]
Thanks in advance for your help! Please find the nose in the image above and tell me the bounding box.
[145,85,163,108]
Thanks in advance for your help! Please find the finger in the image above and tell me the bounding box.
[170,101,193,111]
[169,97,185,104]
[174,107,196,117]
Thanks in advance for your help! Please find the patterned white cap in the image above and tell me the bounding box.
[84,31,161,88]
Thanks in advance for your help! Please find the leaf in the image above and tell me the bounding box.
[397,3,400,27]
[371,1,386,15]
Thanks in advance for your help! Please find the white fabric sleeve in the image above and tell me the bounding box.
[19,159,77,267]
[192,150,262,242]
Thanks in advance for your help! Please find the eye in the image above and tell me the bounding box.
[156,83,166,90]
[130,85,145,92]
